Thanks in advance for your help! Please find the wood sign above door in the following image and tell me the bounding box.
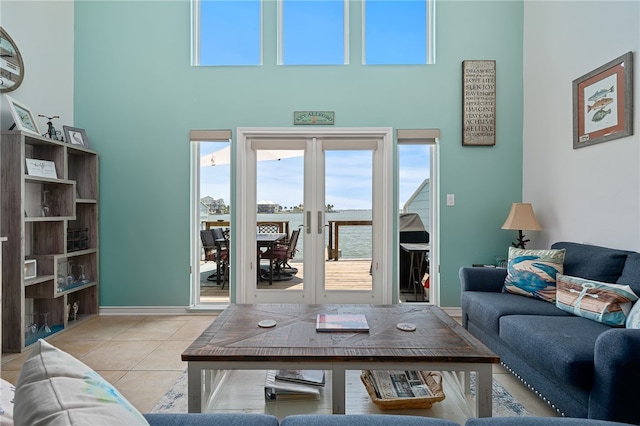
[294,111,335,125]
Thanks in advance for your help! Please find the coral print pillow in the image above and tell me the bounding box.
[503,247,566,303]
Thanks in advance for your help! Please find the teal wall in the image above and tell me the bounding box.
[74,0,523,307]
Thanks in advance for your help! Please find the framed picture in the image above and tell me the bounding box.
[4,94,40,135]
[573,51,634,149]
[62,126,90,148]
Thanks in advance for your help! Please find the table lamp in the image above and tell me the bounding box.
[501,203,542,249]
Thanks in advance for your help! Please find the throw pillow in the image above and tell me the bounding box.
[556,274,639,327]
[14,339,149,426]
[626,300,640,329]
[503,247,566,303]
[0,378,15,426]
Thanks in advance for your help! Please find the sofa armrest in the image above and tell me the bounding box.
[590,328,640,424]
[459,267,507,292]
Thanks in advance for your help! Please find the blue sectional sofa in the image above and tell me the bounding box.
[460,242,640,425]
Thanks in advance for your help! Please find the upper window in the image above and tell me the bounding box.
[278,0,347,65]
[193,0,262,66]
[364,0,434,65]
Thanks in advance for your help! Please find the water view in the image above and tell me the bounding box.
[204,209,373,260]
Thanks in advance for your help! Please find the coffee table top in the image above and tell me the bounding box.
[182,304,498,364]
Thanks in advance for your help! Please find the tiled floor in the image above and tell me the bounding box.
[1,314,559,417]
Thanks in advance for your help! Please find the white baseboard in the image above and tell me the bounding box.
[99,305,461,316]
[440,307,462,318]
[99,305,226,315]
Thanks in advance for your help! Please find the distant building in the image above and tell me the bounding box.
[402,179,430,231]
[201,196,226,214]
[257,200,282,214]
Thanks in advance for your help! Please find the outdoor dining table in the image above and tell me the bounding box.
[400,242,430,302]
[257,233,287,285]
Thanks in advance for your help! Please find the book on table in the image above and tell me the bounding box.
[264,370,321,401]
[275,369,325,387]
[315,313,369,332]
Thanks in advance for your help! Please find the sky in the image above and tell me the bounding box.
[200,142,430,210]
[199,0,429,66]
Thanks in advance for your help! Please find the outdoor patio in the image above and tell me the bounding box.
[199,258,426,303]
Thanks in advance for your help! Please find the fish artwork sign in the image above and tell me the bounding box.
[572,51,633,149]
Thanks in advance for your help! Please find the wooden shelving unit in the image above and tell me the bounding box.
[1,131,99,352]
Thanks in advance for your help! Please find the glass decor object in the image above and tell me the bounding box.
[41,190,50,217]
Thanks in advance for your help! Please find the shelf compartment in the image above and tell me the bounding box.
[68,150,98,200]
[24,180,76,218]
[26,221,66,255]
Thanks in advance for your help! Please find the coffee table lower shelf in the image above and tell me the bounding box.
[187,362,492,422]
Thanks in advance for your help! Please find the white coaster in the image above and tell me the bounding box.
[397,322,416,332]
[258,319,277,328]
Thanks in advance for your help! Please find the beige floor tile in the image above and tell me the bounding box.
[79,340,162,371]
[44,338,108,359]
[115,370,183,413]
[1,370,20,384]
[115,320,188,341]
[169,318,217,341]
[1,352,29,372]
[94,370,128,385]
[134,340,190,371]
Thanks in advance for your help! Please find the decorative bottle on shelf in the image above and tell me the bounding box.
[41,190,50,217]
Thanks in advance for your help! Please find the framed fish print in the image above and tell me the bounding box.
[573,51,633,149]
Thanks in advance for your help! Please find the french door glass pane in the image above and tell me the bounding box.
[255,149,304,291]
[199,141,231,303]
[324,150,373,291]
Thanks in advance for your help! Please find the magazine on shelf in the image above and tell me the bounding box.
[370,370,434,399]
[264,370,321,401]
[275,370,325,387]
[315,313,369,332]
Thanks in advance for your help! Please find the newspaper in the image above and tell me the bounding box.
[264,370,321,401]
[369,370,433,399]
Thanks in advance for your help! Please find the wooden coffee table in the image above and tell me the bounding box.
[182,304,498,417]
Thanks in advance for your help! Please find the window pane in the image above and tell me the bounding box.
[281,0,345,65]
[199,0,261,66]
[365,0,428,65]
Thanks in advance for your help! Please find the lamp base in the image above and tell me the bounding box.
[511,230,530,249]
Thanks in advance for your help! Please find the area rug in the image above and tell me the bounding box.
[151,370,532,417]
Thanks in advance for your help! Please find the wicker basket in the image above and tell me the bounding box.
[360,370,445,410]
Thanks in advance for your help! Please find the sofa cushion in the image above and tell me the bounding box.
[462,291,571,335]
[503,247,565,303]
[500,315,611,389]
[616,252,640,296]
[551,242,628,283]
[144,413,279,426]
[281,414,459,426]
[14,339,149,426]
[555,274,638,326]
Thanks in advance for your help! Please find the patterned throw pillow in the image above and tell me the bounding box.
[556,274,639,327]
[626,301,640,329]
[503,247,566,303]
[14,339,149,426]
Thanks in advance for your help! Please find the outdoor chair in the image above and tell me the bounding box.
[201,228,229,289]
[260,229,300,281]
[200,230,217,262]
[258,223,281,234]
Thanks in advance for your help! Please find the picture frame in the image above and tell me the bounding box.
[4,94,40,135]
[62,125,90,148]
[573,51,634,149]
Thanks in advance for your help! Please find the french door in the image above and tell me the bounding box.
[235,128,393,304]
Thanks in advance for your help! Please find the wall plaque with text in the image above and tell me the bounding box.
[462,60,496,146]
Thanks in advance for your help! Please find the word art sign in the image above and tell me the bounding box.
[294,111,335,125]
[462,60,496,146]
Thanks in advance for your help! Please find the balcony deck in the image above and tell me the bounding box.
[200,259,426,303]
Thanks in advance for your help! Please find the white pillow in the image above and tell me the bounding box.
[627,301,640,329]
[0,378,15,426]
[14,339,149,426]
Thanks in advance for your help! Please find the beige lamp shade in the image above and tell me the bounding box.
[501,203,542,231]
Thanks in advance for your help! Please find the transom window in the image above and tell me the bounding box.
[192,0,434,67]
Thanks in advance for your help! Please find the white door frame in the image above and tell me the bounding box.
[235,127,394,304]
